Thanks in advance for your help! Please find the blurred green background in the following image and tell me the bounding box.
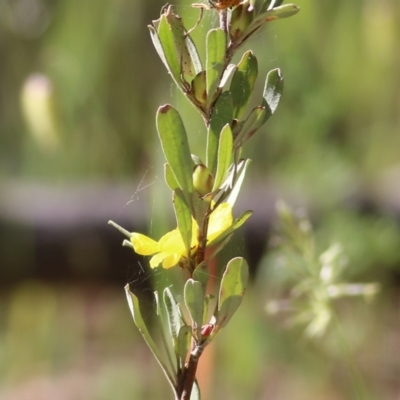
[1,0,400,398]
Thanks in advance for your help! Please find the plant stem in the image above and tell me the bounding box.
[179,344,204,400]
[219,9,228,33]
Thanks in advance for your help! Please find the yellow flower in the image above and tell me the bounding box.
[131,203,233,269]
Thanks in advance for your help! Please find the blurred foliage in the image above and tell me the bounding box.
[2,0,400,185]
[1,0,400,398]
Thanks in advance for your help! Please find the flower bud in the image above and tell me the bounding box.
[193,164,214,196]
[201,323,214,338]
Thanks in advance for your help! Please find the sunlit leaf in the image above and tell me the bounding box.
[206,28,227,106]
[262,68,284,121]
[231,51,258,119]
[176,325,192,369]
[155,13,182,85]
[184,279,204,340]
[207,92,233,175]
[215,257,249,329]
[186,33,203,75]
[165,5,195,77]
[165,162,180,191]
[233,106,266,149]
[157,105,194,202]
[125,285,177,392]
[226,159,251,207]
[242,4,300,42]
[192,262,210,291]
[163,287,183,341]
[212,124,233,191]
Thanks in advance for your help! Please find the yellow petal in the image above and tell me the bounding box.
[162,253,181,269]
[149,252,168,268]
[159,228,186,254]
[150,252,181,269]
[131,233,159,255]
[207,203,233,242]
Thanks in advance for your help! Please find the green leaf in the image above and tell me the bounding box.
[157,105,194,201]
[165,5,195,77]
[125,285,177,392]
[184,279,204,340]
[191,191,210,234]
[262,68,284,121]
[186,33,203,75]
[215,257,249,329]
[206,28,227,106]
[191,71,207,106]
[233,106,267,149]
[176,325,192,369]
[163,287,183,341]
[226,159,251,207]
[243,4,300,40]
[258,0,285,13]
[230,3,255,41]
[206,92,233,175]
[155,13,182,86]
[173,189,193,256]
[212,124,233,191]
[154,290,178,373]
[192,262,210,291]
[148,25,170,76]
[231,51,258,119]
[164,162,180,191]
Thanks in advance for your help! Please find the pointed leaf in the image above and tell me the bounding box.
[184,279,204,340]
[157,105,194,201]
[125,285,177,391]
[262,68,284,121]
[216,257,249,329]
[206,28,227,106]
[212,124,233,191]
[173,189,193,256]
[231,51,258,119]
[207,92,233,175]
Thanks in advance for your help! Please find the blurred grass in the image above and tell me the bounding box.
[1,0,400,398]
